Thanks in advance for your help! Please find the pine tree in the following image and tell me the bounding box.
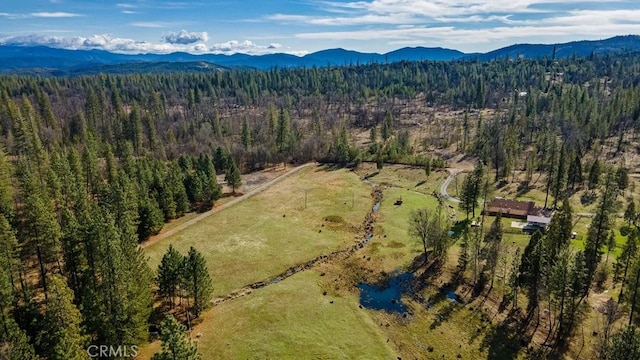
[167,163,189,216]
[152,315,201,360]
[617,230,638,303]
[625,256,640,324]
[97,174,153,345]
[484,213,504,291]
[20,171,62,297]
[520,231,544,313]
[157,245,184,309]
[276,107,291,153]
[605,230,617,266]
[37,275,88,360]
[138,194,164,242]
[241,118,252,149]
[589,159,602,191]
[544,199,573,264]
[585,168,619,284]
[0,147,15,220]
[617,166,630,191]
[459,172,477,219]
[424,157,431,177]
[381,111,393,141]
[601,325,640,360]
[567,154,584,190]
[225,158,242,194]
[458,229,469,272]
[552,143,567,209]
[182,247,213,318]
[625,200,637,226]
[0,317,36,360]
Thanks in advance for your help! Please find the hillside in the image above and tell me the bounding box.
[1,35,639,75]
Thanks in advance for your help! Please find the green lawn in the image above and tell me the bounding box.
[356,163,449,196]
[192,270,397,359]
[144,166,373,297]
[367,187,440,273]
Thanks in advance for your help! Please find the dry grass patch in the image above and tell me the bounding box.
[144,166,373,297]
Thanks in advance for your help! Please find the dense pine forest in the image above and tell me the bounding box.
[2,51,640,358]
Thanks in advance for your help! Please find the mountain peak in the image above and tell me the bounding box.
[1,35,639,75]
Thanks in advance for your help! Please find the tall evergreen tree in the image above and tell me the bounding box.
[617,230,638,303]
[19,171,62,297]
[589,159,602,191]
[275,107,290,153]
[225,158,242,194]
[37,275,88,360]
[567,154,584,190]
[182,247,213,318]
[625,200,637,226]
[157,245,184,309]
[544,199,573,264]
[152,315,201,360]
[601,325,640,360]
[484,213,504,290]
[585,168,619,284]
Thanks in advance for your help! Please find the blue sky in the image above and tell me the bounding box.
[1,0,640,55]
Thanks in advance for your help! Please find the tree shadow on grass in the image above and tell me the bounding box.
[480,313,526,360]
[429,300,461,330]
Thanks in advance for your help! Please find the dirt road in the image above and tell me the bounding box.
[440,168,463,204]
[140,162,317,249]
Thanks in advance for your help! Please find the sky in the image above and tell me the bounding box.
[1,0,640,56]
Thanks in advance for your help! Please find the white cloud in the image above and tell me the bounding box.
[275,1,640,52]
[130,22,173,28]
[29,12,80,18]
[0,34,194,54]
[209,40,307,55]
[1,11,82,19]
[295,22,640,49]
[270,0,629,27]
[163,30,208,44]
[0,34,306,56]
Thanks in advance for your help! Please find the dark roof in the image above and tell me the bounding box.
[485,198,537,218]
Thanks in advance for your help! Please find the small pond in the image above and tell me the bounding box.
[357,272,413,313]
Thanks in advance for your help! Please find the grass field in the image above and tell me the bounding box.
[189,270,397,359]
[367,187,439,273]
[144,165,373,297]
[356,163,449,196]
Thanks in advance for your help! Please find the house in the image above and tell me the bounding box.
[484,198,539,220]
[523,214,552,234]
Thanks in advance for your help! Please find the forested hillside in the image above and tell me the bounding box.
[1,50,640,358]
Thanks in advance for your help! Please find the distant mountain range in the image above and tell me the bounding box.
[1,35,640,75]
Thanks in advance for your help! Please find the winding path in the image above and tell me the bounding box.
[440,169,463,204]
[140,162,317,249]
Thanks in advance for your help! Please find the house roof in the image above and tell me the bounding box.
[485,198,536,218]
[527,215,552,224]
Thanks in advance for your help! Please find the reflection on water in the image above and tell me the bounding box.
[357,272,413,313]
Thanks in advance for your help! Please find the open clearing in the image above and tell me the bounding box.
[144,165,373,297]
[186,270,396,359]
[140,163,619,359]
